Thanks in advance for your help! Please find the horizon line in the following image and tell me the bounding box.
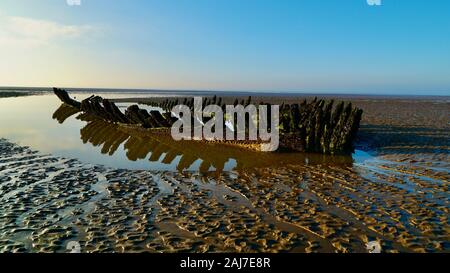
[0,85,449,97]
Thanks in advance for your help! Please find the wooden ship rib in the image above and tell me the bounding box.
[53,88,363,155]
[53,104,354,172]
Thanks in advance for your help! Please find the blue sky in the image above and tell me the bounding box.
[0,0,449,95]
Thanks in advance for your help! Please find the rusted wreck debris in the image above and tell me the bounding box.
[53,88,363,155]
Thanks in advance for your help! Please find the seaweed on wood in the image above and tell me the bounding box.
[53,88,363,155]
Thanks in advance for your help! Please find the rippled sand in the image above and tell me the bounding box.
[0,133,448,253]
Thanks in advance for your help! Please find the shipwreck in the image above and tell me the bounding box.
[53,88,363,155]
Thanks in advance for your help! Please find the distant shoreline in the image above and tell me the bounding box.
[0,91,36,98]
[0,86,449,100]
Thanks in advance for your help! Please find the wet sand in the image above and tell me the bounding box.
[0,95,448,253]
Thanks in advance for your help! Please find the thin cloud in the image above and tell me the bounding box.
[0,16,95,47]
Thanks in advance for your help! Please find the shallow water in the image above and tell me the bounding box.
[0,93,361,172]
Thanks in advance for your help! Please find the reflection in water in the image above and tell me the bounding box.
[53,103,354,172]
[52,104,81,124]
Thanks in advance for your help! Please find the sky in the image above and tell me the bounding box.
[0,0,449,95]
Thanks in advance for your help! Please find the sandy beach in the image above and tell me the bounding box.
[0,92,448,253]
